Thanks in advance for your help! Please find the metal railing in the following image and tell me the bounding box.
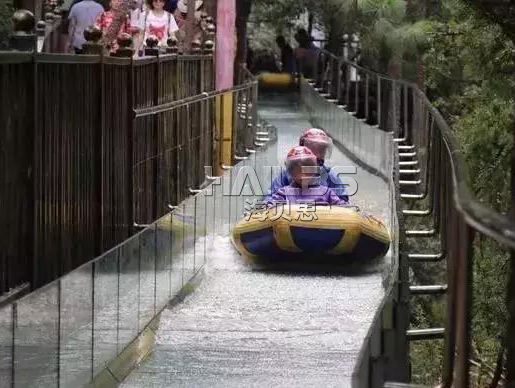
[303,50,515,387]
[0,51,218,298]
[0,60,264,388]
[300,76,402,387]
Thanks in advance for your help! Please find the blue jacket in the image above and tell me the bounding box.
[265,164,349,203]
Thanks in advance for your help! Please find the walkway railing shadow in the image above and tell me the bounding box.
[303,50,515,387]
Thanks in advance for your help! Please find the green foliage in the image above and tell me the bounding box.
[0,1,13,49]
[247,0,305,52]
[411,0,513,384]
[455,90,513,210]
[472,237,509,362]
[424,0,514,211]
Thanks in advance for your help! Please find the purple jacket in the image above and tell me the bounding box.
[267,185,348,206]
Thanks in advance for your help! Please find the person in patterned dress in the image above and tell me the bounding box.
[95,0,131,53]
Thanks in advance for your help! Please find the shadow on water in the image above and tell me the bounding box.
[258,91,300,106]
[249,255,385,277]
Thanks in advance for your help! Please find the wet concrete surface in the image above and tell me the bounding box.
[121,94,392,388]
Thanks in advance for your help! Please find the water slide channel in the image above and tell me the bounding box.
[121,93,394,388]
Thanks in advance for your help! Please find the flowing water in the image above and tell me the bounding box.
[121,95,392,388]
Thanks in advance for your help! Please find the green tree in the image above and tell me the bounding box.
[0,1,13,49]
[431,2,515,381]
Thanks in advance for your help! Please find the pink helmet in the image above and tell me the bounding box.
[285,146,317,174]
[299,128,332,161]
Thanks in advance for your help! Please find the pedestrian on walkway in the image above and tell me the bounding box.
[95,0,131,53]
[174,0,204,51]
[276,35,295,74]
[138,0,179,49]
[294,28,319,78]
[68,0,104,53]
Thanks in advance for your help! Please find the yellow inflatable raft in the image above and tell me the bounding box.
[258,72,296,89]
[231,205,390,263]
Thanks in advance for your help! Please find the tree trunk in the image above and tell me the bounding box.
[387,54,402,134]
[234,0,252,82]
[185,0,196,52]
[426,0,439,18]
[327,17,344,56]
[416,56,425,90]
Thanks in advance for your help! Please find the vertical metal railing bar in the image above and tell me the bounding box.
[337,58,343,104]
[345,63,351,108]
[456,219,473,388]
[90,261,95,381]
[420,106,433,199]
[152,59,160,222]
[137,234,141,333]
[127,60,135,238]
[181,204,185,287]
[32,53,39,290]
[377,75,381,128]
[99,55,105,254]
[365,73,370,121]
[11,303,16,388]
[193,196,197,272]
[116,249,120,355]
[436,132,447,253]
[442,149,455,387]
[355,68,359,115]
[251,83,258,148]
[394,77,399,136]
[153,224,157,316]
[403,84,408,141]
[57,279,61,387]
[429,117,440,231]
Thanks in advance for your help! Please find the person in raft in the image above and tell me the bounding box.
[267,146,349,206]
[267,128,349,201]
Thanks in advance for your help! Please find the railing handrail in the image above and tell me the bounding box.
[320,51,515,250]
[134,79,258,118]
[416,88,515,249]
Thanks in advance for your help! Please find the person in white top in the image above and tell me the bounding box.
[138,0,179,50]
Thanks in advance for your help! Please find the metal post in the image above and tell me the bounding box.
[336,58,343,104]
[185,0,197,51]
[403,84,408,140]
[454,219,473,388]
[31,33,38,289]
[377,75,382,128]
[98,46,105,253]
[251,82,258,146]
[345,64,350,108]
[126,60,135,237]
[354,67,359,115]
[365,73,369,121]
[10,10,36,51]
